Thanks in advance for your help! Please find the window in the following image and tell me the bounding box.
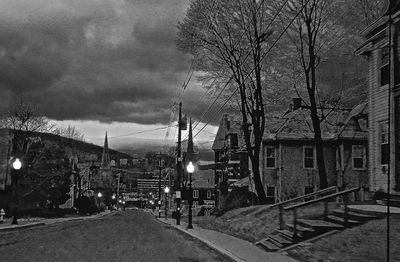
[381,45,390,86]
[381,121,389,165]
[266,186,275,204]
[193,201,198,208]
[352,145,366,169]
[228,134,238,148]
[193,190,199,199]
[207,190,212,199]
[265,147,276,168]
[303,146,314,169]
[266,187,275,197]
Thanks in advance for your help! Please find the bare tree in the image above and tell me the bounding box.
[177,0,279,203]
[0,99,55,132]
[53,125,85,141]
[279,0,348,188]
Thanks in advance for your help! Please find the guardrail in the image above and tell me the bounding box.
[274,186,338,229]
[284,187,360,241]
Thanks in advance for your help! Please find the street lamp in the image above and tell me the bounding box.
[186,161,194,229]
[97,192,102,198]
[11,158,22,225]
[164,186,170,218]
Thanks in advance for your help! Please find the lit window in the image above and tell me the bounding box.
[352,145,366,169]
[304,147,314,169]
[381,121,389,165]
[265,147,276,168]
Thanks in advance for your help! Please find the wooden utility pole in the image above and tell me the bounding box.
[176,102,182,225]
[158,152,162,218]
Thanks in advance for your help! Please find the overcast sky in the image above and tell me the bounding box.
[0,0,218,147]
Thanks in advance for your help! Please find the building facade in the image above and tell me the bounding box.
[262,103,369,202]
[355,1,400,193]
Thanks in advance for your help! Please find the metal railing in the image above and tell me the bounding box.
[283,187,360,242]
[274,186,338,229]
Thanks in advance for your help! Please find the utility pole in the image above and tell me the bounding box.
[176,102,182,225]
[158,152,162,218]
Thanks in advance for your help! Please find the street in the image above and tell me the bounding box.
[0,210,231,262]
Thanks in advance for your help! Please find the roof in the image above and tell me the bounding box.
[192,169,214,189]
[264,107,348,141]
[232,176,250,187]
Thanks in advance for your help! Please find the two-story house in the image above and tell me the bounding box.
[262,102,368,202]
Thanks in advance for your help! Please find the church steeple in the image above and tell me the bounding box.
[186,117,194,162]
[101,132,110,169]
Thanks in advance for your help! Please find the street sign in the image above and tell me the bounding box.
[176,191,181,199]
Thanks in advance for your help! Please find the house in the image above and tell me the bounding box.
[212,114,250,207]
[190,169,215,208]
[261,102,369,202]
[355,0,400,193]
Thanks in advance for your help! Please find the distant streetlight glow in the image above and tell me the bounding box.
[164,186,170,193]
[97,192,102,198]
[112,194,116,199]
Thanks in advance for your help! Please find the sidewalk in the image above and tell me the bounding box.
[148,210,298,262]
[0,210,112,232]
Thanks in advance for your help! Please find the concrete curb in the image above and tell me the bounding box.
[0,222,46,232]
[154,216,244,262]
[0,210,112,231]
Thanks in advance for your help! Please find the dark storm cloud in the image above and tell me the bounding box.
[0,0,209,125]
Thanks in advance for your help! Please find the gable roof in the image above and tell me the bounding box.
[264,102,368,142]
[212,114,245,151]
[264,107,349,141]
[192,169,214,189]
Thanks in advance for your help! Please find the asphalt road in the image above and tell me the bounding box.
[0,210,232,262]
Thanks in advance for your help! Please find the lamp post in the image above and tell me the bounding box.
[186,161,194,229]
[11,158,22,225]
[164,186,170,219]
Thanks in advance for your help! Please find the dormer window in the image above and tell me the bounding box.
[228,134,238,148]
[380,45,390,86]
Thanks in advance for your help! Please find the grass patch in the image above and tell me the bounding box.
[193,202,340,242]
[288,217,400,262]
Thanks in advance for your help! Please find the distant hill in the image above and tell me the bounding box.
[9,129,132,163]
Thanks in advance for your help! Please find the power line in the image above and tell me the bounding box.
[88,126,169,140]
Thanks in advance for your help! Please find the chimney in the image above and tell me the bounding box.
[292,97,302,110]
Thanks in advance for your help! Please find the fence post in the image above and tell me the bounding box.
[279,204,284,230]
[324,200,328,219]
[293,209,298,242]
[344,195,348,227]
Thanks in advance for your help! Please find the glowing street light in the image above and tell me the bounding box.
[12,158,22,170]
[186,161,194,229]
[11,158,22,225]
[97,192,102,198]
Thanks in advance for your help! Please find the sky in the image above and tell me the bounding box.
[0,0,219,148]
